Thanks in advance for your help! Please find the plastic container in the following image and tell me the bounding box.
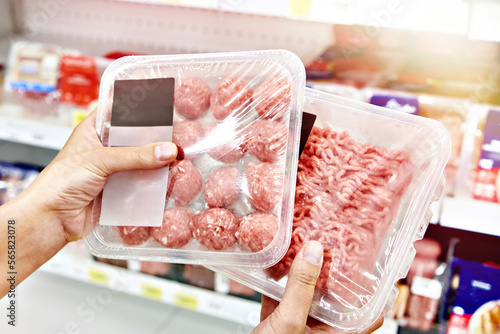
[208,87,451,332]
[84,50,306,268]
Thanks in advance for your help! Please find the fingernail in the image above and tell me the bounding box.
[155,143,177,162]
[302,241,323,265]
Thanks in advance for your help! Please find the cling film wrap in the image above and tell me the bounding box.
[84,50,306,268]
[209,88,451,332]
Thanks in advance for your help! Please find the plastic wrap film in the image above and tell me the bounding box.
[209,88,451,332]
[84,50,306,268]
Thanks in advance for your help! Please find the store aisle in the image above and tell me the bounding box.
[0,270,253,334]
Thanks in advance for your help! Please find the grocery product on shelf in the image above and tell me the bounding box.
[0,161,40,205]
[419,95,470,195]
[406,277,443,331]
[406,238,442,285]
[85,50,306,268]
[4,41,63,117]
[445,259,500,334]
[209,87,451,332]
[3,41,110,122]
[457,106,500,203]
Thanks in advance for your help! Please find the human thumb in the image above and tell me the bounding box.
[275,241,324,332]
[89,142,178,176]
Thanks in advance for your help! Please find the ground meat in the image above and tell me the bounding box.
[210,78,253,120]
[205,123,245,163]
[253,76,292,120]
[150,208,193,248]
[204,166,241,208]
[243,119,287,163]
[172,121,204,155]
[236,212,279,252]
[266,127,414,303]
[117,226,150,246]
[190,208,239,250]
[174,77,211,120]
[245,162,283,212]
[167,160,203,207]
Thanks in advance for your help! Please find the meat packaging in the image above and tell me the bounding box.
[84,50,306,268]
[209,87,451,332]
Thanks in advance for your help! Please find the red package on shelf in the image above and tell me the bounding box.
[59,55,100,107]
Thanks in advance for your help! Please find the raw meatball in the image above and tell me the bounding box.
[245,162,283,212]
[174,77,211,120]
[150,208,193,248]
[253,76,292,119]
[236,213,279,252]
[190,208,239,250]
[204,166,241,208]
[205,123,244,163]
[244,119,287,163]
[117,226,150,246]
[210,78,253,120]
[172,120,204,153]
[167,160,203,207]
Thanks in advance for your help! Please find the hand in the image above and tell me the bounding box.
[0,110,178,297]
[18,110,178,242]
[254,241,384,334]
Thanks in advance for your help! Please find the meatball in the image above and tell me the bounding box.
[210,78,253,120]
[205,123,244,163]
[253,76,292,120]
[117,226,150,246]
[244,119,287,163]
[190,208,239,250]
[172,121,204,155]
[204,166,241,208]
[245,162,283,212]
[167,160,203,207]
[236,212,279,252]
[150,208,193,248]
[174,77,211,120]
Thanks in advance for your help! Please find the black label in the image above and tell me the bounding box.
[299,112,317,157]
[111,78,175,127]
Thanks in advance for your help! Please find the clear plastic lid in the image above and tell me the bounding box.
[208,87,451,332]
[84,50,306,268]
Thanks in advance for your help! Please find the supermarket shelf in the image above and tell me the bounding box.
[0,103,73,151]
[440,197,500,237]
[39,246,261,327]
[111,0,480,37]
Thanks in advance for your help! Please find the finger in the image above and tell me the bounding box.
[363,317,384,334]
[88,142,178,176]
[260,295,279,322]
[276,241,323,332]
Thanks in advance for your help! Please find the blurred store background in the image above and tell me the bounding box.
[0,1,499,333]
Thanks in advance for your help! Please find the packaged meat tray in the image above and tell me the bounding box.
[84,50,306,268]
[208,88,451,332]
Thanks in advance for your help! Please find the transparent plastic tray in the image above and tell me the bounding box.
[84,50,305,268]
[209,87,451,332]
